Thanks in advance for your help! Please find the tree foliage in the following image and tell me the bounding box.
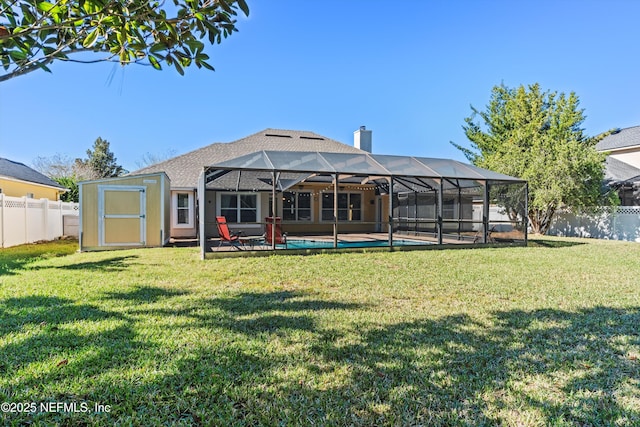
[0,0,249,81]
[76,136,127,179]
[453,83,613,235]
[54,175,78,201]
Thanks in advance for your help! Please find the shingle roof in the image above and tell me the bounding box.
[604,156,640,184]
[0,157,66,189]
[131,128,365,188]
[596,126,640,151]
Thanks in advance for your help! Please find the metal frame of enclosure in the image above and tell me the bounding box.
[198,151,528,258]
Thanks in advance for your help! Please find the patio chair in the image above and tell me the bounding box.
[265,216,287,248]
[215,216,244,250]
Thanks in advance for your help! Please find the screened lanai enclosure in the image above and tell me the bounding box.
[197,151,528,257]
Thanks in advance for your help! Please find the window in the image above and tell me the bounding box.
[283,191,312,221]
[321,192,361,221]
[177,194,189,224]
[172,192,193,228]
[219,193,258,223]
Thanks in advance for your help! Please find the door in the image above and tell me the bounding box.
[98,185,146,246]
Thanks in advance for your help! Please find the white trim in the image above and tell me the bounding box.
[172,191,194,228]
[98,185,146,246]
[79,171,169,185]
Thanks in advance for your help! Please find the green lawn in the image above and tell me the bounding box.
[0,238,639,426]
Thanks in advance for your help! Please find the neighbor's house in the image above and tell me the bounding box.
[133,128,374,238]
[0,157,67,200]
[596,126,640,205]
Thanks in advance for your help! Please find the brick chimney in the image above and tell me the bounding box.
[354,125,372,153]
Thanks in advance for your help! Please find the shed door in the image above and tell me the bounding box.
[98,186,146,246]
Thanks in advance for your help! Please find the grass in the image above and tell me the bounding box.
[0,237,639,426]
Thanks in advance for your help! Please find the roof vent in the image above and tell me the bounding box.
[265,133,292,138]
[611,128,621,135]
[300,136,325,141]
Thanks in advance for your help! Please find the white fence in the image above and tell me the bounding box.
[549,206,640,242]
[0,194,79,248]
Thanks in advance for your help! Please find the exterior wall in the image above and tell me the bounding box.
[0,178,63,200]
[202,184,379,238]
[610,151,640,169]
[80,173,169,250]
[170,190,197,238]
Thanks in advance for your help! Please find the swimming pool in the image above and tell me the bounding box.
[283,238,431,250]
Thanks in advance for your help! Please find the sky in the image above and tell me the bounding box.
[2,0,640,173]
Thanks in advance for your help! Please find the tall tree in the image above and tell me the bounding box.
[76,137,127,179]
[452,83,613,235]
[0,0,249,82]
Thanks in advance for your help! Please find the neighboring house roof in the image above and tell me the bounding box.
[132,128,365,188]
[604,156,640,185]
[596,126,640,152]
[0,157,66,190]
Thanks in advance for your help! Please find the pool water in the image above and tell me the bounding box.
[283,239,431,249]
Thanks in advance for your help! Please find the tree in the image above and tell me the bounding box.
[0,0,249,82]
[32,153,75,178]
[75,136,127,179]
[54,175,78,202]
[452,83,614,235]
[135,148,177,169]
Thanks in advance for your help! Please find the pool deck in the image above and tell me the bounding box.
[171,231,502,253]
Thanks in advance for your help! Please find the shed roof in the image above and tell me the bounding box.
[0,157,66,190]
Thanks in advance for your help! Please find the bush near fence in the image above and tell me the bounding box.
[0,194,79,248]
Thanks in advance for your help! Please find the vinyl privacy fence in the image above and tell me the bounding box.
[0,194,79,248]
[549,206,640,242]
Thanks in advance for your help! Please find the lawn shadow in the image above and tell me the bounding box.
[3,287,637,425]
[136,290,365,336]
[306,306,640,425]
[528,239,586,248]
[54,255,140,271]
[103,285,187,303]
[0,242,77,276]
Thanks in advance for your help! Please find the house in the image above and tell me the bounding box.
[128,127,528,254]
[0,157,67,200]
[133,128,368,238]
[596,126,640,205]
